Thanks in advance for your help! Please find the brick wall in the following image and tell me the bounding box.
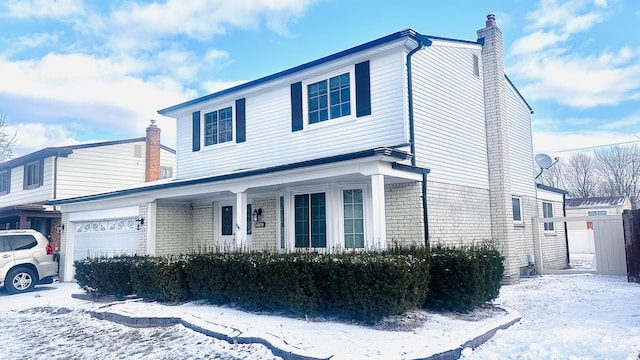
[138,204,148,255]
[384,182,424,247]
[192,202,214,252]
[59,212,69,281]
[155,202,193,256]
[251,197,277,251]
[426,181,493,246]
[538,198,568,270]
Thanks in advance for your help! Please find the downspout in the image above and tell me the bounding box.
[406,34,432,246]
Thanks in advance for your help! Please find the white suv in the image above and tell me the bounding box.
[0,230,58,294]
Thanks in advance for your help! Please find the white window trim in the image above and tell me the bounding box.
[337,183,370,250]
[200,103,235,149]
[512,196,524,225]
[276,183,373,251]
[542,201,555,234]
[301,66,357,129]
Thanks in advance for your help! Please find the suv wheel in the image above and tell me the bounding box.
[5,267,37,294]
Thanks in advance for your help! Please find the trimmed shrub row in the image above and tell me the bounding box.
[74,244,503,320]
[424,243,504,312]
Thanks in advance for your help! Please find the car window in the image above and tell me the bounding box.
[0,237,10,252]
[8,235,37,250]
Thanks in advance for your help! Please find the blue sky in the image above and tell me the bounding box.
[1,0,639,158]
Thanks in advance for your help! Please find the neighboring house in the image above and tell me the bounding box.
[51,15,547,284]
[535,184,569,272]
[0,122,176,256]
[565,196,631,253]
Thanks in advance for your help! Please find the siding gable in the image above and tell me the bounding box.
[192,111,201,152]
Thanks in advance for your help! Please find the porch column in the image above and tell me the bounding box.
[371,174,387,249]
[235,191,247,249]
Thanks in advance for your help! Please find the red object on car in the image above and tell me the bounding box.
[46,242,53,255]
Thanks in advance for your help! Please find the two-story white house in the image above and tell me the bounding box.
[51,15,548,284]
[0,122,175,256]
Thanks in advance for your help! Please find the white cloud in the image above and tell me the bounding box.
[3,0,85,19]
[101,0,317,53]
[533,128,638,155]
[508,0,640,108]
[0,53,192,155]
[8,123,80,155]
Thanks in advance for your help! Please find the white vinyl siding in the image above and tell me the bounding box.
[56,143,172,198]
[173,45,408,179]
[507,79,536,197]
[0,142,175,208]
[411,42,489,189]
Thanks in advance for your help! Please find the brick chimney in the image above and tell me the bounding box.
[477,14,518,283]
[145,120,161,182]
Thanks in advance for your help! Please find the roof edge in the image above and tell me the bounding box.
[47,147,412,206]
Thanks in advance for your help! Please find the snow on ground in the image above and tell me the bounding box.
[0,274,639,359]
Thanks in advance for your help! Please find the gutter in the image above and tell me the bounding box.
[406,35,432,246]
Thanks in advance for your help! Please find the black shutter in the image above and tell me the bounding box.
[291,82,303,132]
[355,61,371,117]
[235,98,246,143]
[192,111,201,152]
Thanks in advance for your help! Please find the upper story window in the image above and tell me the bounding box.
[160,166,173,179]
[204,106,233,146]
[0,170,9,195]
[24,160,42,189]
[308,73,351,124]
[587,210,607,216]
[472,54,480,77]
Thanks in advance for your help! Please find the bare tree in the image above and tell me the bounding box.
[538,157,565,189]
[562,153,599,198]
[0,115,17,162]
[593,144,640,199]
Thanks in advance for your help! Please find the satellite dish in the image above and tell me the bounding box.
[535,154,553,169]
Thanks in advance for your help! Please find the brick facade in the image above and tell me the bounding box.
[155,202,194,256]
[251,197,277,251]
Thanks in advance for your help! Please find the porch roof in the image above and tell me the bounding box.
[47,147,428,206]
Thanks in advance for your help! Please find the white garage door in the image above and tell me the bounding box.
[73,218,139,261]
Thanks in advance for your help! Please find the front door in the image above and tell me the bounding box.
[218,203,235,251]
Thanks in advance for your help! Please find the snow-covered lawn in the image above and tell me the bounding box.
[0,273,638,359]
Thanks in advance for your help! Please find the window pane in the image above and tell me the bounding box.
[512,197,522,221]
[329,73,350,119]
[204,111,218,146]
[308,81,328,124]
[295,195,309,248]
[222,206,233,236]
[219,107,233,143]
[344,189,364,248]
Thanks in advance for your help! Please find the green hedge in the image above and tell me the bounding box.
[423,243,504,312]
[130,257,190,302]
[74,256,137,298]
[184,251,430,320]
[73,244,503,320]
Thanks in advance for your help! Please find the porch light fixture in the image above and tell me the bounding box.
[252,208,265,228]
[56,224,64,233]
[135,217,145,230]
